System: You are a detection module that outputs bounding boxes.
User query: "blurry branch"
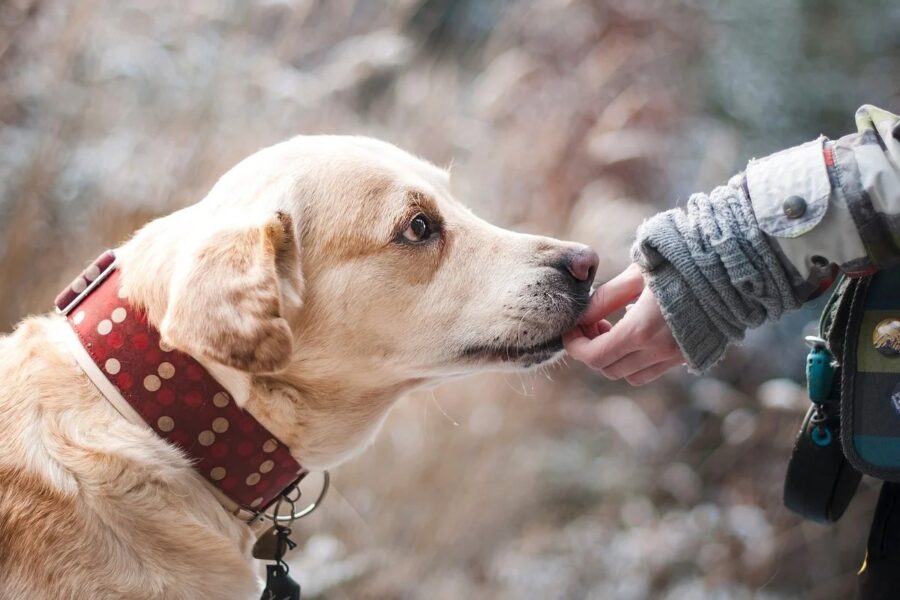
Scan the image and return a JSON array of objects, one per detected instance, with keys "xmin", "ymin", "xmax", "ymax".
[
  {"xmin": 0, "ymin": 0, "xmax": 39, "ymax": 67},
  {"xmin": 0, "ymin": 0, "xmax": 98, "ymax": 328}
]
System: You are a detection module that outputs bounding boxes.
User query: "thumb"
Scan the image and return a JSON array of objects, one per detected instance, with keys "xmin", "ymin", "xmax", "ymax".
[{"xmin": 579, "ymin": 263, "xmax": 645, "ymax": 325}]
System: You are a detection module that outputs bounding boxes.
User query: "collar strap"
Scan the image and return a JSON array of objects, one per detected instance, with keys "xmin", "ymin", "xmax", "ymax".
[{"xmin": 57, "ymin": 251, "xmax": 306, "ymax": 516}]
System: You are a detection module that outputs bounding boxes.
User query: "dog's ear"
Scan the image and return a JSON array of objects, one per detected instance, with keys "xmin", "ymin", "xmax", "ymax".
[{"xmin": 160, "ymin": 211, "xmax": 303, "ymax": 373}]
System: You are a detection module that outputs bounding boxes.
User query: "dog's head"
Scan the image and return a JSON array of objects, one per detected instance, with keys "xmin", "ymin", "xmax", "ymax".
[{"xmin": 121, "ymin": 136, "xmax": 597, "ymax": 465}]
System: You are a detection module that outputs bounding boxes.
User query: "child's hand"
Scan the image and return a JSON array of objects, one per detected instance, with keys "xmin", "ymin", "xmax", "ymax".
[{"xmin": 564, "ymin": 264, "xmax": 685, "ymax": 385}]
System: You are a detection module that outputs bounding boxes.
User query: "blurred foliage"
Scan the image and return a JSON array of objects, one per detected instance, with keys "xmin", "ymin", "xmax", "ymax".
[{"xmin": 0, "ymin": 0, "xmax": 898, "ymax": 598}]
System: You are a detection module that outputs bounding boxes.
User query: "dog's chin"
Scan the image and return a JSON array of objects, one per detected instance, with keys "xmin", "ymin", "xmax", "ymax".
[
  {"xmin": 457, "ymin": 293, "xmax": 589, "ymax": 370},
  {"xmin": 459, "ymin": 336, "xmax": 565, "ymax": 369}
]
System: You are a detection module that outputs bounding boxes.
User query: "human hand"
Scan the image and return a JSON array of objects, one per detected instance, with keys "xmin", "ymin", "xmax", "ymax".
[{"xmin": 564, "ymin": 263, "xmax": 685, "ymax": 385}]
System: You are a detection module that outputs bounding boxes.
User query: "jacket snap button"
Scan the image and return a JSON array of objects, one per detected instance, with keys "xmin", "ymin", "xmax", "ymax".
[
  {"xmin": 782, "ymin": 195, "xmax": 807, "ymax": 219},
  {"xmin": 873, "ymin": 318, "xmax": 900, "ymax": 357}
]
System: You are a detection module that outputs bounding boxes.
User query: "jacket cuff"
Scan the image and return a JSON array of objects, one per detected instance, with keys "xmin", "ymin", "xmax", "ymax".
[
  {"xmin": 746, "ymin": 137, "xmax": 831, "ymax": 239},
  {"xmin": 744, "ymin": 135, "xmax": 871, "ymax": 283}
]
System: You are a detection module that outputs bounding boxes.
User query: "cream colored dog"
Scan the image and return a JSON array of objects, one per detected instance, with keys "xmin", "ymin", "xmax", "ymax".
[{"xmin": 0, "ymin": 136, "xmax": 598, "ymax": 599}]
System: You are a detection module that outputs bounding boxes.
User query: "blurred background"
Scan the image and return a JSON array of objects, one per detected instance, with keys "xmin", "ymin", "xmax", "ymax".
[{"xmin": 1, "ymin": 0, "xmax": 899, "ymax": 598}]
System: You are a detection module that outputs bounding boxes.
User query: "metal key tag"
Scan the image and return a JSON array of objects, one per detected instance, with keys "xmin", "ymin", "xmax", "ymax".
[
  {"xmin": 253, "ymin": 524, "xmax": 297, "ymax": 561},
  {"xmin": 253, "ymin": 526, "xmax": 284, "ymax": 561}
]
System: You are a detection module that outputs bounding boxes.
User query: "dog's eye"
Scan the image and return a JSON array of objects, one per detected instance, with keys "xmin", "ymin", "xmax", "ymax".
[{"xmin": 401, "ymin": 214, "xmax": 434, "ymax": 243}]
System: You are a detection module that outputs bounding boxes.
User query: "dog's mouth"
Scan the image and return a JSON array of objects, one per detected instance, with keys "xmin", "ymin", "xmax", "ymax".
[
  {"xmin": 459, "ymin": 336, "xmax": 565, "ymax": 366},
  {"xmin": 456, "ymin": 285, "xmax": 590, "ymax": 368}
]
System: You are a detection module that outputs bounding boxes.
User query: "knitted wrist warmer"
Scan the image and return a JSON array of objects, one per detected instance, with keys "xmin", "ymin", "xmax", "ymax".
[{"xmin": 631, "ymin": 177, "xmax": 801, "ymax": 372}]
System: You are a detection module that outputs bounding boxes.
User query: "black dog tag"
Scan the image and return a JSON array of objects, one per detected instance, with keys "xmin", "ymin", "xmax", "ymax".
[
  {"xmin": 260, "ymin": 564, "xmax": 300, "ymax": 600},
  {"xmin": 255, "ymin": 523, "xmax": 301, "ymax": 599}
]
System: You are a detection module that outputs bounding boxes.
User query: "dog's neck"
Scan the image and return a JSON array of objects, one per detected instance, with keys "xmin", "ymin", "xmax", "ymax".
[
  {"xmin": 243, "ymin": 371, "xmax": 413, "ymax": 470},
  {"xmin": 200, "ymin": 348, "xmax": 412, "ymax": 470}
]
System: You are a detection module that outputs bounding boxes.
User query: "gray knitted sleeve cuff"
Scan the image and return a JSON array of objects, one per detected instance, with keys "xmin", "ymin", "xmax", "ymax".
[{"xmin": 631, "ymin": 178, "xmax": 802, "ymax": 372}]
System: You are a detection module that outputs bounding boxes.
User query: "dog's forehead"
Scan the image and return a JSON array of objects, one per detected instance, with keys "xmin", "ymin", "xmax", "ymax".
[
  {"xmin": 288, "ymin": 135, "xmax": 450, "ymax": 191},
  {"xmin": 265, "ymin": 136, "xmax": 461, "ymax": 250},
  {"xmin": 208, "ymin": 136, "xmax": 460, "ymax": 243}
]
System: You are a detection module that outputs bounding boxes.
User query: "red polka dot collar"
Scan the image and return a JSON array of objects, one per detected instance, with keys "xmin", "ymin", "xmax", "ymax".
[{"xmin": 55, "ymin": 251, "xmax": 307, "ymax": 518}]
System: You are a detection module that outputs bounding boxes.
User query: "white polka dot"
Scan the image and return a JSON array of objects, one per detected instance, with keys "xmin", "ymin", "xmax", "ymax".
[
  {"xmin": 104, "ymin": 358, "xmax": 121, "ymax": 375},
  {"xmin": 157, "ymin": 416, "xmax": 175, "ymax": 432},
  {"xmin": 250, "ymin": 497, "xmax": 264, "ymax": 508},
  {"xmin": 263, "ymin": 439, "xmax": 278, "ymax": 453},
  {"xmin": 245, "ymin": 473, "xmax": 261, "ymax": 486},
  {"xmin": 71, "ymin": 276, "xmax": 87, "ymax": 294},
  {"xmin": 111, "ymin": 307, "xmax": 127, "ymax": 323},
  {"xmin": 159, "ymin": 339, "xmax": 174, "ymax": 352},
  {"xmin": 73, "ymin": 311, "xmax": 86, "ymax": 325},
  {"xmin": 213, "ymin": 392, "xmax": 230, "ymax": 408},
  {"xmin": 157, "ymin": 362, "xmax": 175, "ymax": 379},
  {"xmin": 97, "ymin": 320, "xmax": 112, "ymax": 335},
  {"xmin": 84, "ymin": 264, "xmax": 101, "ymax": 282},
  {"xmin": 143, "ymin": 374, "xmax": 161, "ymax": 392},
  {"xmin": 259, "ymin": 460, "xmax": 274, "ymax": 474},
  {"xmin": 212, "ymin": 417, "xmax": 229, "ymax": 433},
  {"xmin": 210, "ymin": 467, "xmax": 227, "ymax": 481},
  {"xmin": 117, "ymin": 286, "xmax": 129, "ymax": 299},
  {"xmin": 198, "ymin": 430, "xmax": 215, "ymax": 446}
]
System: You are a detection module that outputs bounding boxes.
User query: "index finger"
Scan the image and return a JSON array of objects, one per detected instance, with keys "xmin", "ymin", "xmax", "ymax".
[
  {"xmin": 579, "ymin": 263, "xmax": 645, "ymax": 325},
  {"xmin": 564, "ymin": 317, "xmax": 637, "ymax": 368}
]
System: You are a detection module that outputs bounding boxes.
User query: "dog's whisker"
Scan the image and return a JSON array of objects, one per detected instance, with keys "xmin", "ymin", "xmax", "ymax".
[
  {"xmin": 429, "ymin": 392, "xmax": 459, "ymax": 427},
  {"xmin": 539, "ymin": 363, "xmax": 555, "ymax": 382},
  {"xmin": 514, "ymin": 370, "xmax": 533, "ymax": 397},
  {"xmin": 500, "ymin": 372, "xmax": 531, "ymax": 397}
]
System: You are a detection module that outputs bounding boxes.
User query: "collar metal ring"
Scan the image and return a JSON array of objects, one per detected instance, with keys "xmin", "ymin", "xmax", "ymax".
[{"xmin": 266, "ymin": 470, "xmax": 330, "ymax": 523}]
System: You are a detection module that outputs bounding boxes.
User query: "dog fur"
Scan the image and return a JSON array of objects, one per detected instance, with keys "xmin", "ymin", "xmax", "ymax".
[{"xmin": 0, "ymin": 136, "xmax": 595, "ymax": 599}]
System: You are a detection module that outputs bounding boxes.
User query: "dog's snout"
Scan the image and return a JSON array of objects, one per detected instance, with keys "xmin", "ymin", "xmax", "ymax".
[{"xmin": 564, "ymin": 247, "xmax": 599, "ymax": 285}]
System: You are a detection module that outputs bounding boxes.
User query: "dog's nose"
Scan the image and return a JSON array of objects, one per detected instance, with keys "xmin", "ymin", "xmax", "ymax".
[{"xmin": 566, "ymin": 247, "xmax": 599, "ymax": 285}]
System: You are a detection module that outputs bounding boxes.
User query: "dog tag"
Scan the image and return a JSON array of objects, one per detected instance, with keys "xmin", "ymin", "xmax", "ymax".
[
  {"xmin": 253, "ymin": 526, "xmax": 282, "ymax": 561},
  {"xmin": 260, "ymin": 564, "xmax": 300, "ymax": 600}
]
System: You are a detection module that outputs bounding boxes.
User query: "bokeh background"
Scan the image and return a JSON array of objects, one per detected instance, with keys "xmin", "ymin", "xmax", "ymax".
[{"xmin": 2, "ymin": 0, "xmax": 899, "ymax": 598}]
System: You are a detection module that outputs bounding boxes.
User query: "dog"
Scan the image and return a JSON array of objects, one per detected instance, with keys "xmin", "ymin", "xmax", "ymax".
[{"xmin": 0, "ymin": 136, "xmax": 598, "ymax": 599}]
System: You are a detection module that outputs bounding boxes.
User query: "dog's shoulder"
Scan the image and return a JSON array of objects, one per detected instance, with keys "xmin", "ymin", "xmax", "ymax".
[{"xmin": 0, "ymin": 316, "xmax": 261, "ymax": 599}]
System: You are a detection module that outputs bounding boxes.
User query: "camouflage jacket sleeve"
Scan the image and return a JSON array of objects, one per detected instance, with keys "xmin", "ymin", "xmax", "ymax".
[
  {"xmin": 630, "ymin": 105, "xmax": 899, "ymax": 372},
  {"xmin": 746, "ymin": 105, "xmax": 900, "ymax": 300}
]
